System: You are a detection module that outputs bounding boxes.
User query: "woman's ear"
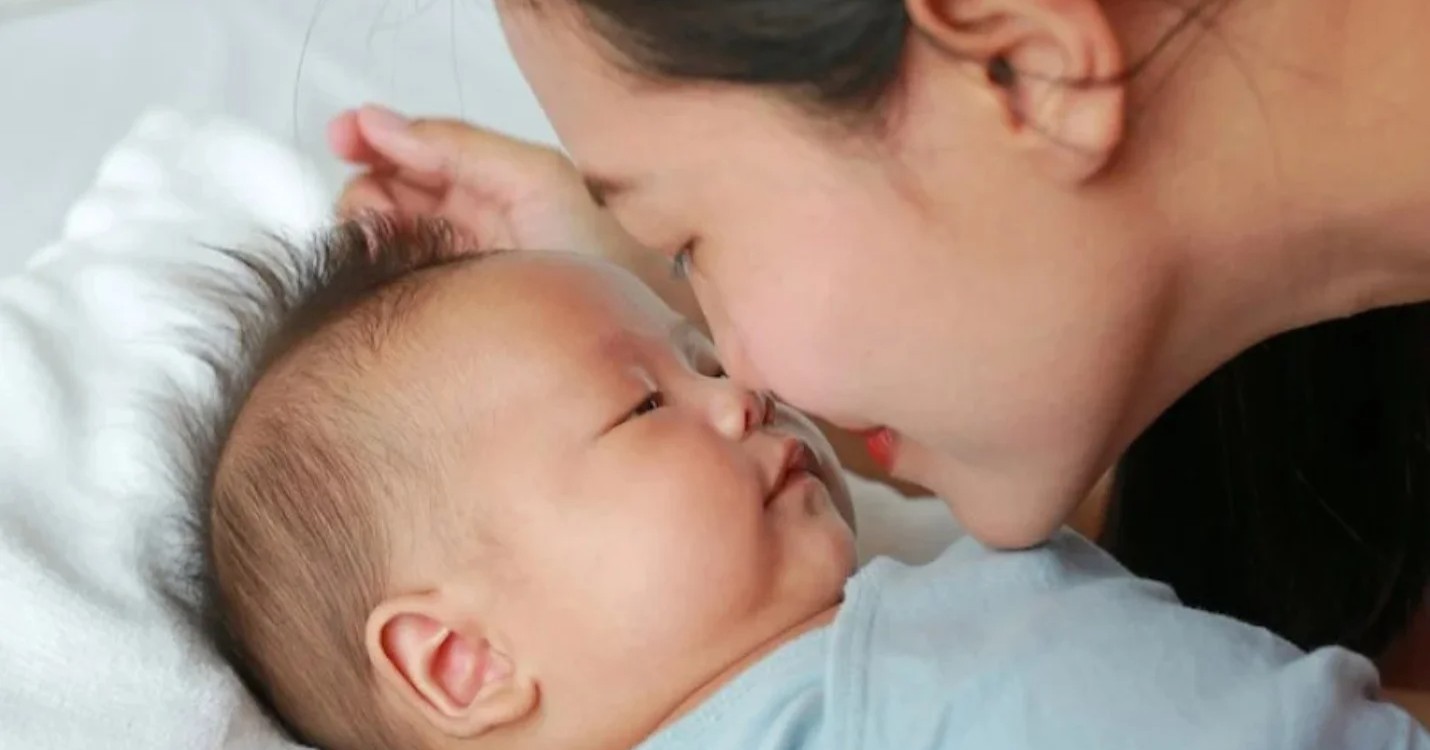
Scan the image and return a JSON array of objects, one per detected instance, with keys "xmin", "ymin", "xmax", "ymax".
[
  {"xmin": 366, "ymin": 592, "xmax": 538, "ymax": 739},
  {"xmin": 905, "ymin": 0, "xmax": 1127, "ymax": 182}
]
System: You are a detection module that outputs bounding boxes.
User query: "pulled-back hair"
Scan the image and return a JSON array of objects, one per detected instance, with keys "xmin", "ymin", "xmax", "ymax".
[
  {"xmin": 190, "ymin": 216, "xmax": 489, "ymax": 749},
  {"xmin": 541, "ymin": 0, "xmax": 1430, "ymax": 657}
]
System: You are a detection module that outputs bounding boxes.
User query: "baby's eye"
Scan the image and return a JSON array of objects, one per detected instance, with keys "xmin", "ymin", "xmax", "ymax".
[{"xmin": 628, "ymin": 391, "xmax": 666, "ymax": 420}]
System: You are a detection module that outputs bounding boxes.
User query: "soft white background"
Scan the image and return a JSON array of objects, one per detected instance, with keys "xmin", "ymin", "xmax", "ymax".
[{"xmin": 0, "ymin": 0, "xmax": 558, "ymax": 275}]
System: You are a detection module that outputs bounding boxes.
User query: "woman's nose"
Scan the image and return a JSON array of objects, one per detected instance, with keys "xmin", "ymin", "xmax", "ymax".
[
  {"xmin": 702, "ymin": 310, "xmax": 767, "ymax": 393},
  {"xmin": 710, "ymin": 381, "xmax": 773, "ymax": 440}
]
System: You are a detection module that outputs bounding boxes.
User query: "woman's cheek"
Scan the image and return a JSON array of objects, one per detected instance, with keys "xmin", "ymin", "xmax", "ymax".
[{"xmin": 724, "ymin": 285, "xmax": 861, "ymax": 424}]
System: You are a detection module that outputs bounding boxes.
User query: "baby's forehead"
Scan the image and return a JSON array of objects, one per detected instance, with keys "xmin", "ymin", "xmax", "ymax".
[
  {"xmin": 381, "ymin": 251, "xmax": 684, "ymax": 405},
  {"xmin": 351, "ymin": 253, "xmax": 688, "ymax": 466},
  {"xmin": 416, "ymin": 252, "xmax": 681, "ymax": 348}
]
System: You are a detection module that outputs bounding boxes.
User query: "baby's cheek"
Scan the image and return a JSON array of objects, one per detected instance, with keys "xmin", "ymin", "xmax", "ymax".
[{"xmin": 607, "ymin": 422, "xmax": 840, "ymax": 659}]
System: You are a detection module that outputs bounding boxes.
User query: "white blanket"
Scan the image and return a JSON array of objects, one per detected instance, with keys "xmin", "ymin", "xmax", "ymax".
[
  {"xmin": 0, "ymin": 110, "xmax": 319, "ymax": 750},
  {"xmin": 0, "ymin": 109, "xmax": 959, "ymax": 750}
]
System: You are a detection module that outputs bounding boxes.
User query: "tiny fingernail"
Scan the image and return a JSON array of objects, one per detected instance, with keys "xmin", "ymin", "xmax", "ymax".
[{"xmin": 358, "ymin": 104, "xmax": 411, "ymax": 133}]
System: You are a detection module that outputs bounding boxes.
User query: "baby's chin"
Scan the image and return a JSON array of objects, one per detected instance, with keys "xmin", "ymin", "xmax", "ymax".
[{"xmin": 778, "ymin": 491, "xmax": 858, "ymax": 609}]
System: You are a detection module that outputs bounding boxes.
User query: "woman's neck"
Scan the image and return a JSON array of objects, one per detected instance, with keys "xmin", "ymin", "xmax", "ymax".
[{"xmin": 1107, "ymin": 0, "xmax": 1430, "ymax": 463}]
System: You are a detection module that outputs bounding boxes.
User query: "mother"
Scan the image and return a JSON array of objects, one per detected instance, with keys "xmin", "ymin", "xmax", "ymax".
[{"xmin": 330, "ymin": 0, "xmax": 1430, "ymax": 670}]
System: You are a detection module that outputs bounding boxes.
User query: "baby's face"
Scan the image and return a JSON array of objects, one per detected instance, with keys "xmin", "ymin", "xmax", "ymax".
[{"xmin": 382, "ymin": 252, "xmax": 855, "ymax": 745}]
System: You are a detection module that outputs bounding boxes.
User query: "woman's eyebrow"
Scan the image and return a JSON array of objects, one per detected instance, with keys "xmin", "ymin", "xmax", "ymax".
[{"xmin": 582, "ymin": 173, "xmax": 635, "ymax": 208}]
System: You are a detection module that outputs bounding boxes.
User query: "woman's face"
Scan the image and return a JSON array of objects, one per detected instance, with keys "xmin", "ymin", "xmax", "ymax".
[{"xmin": 498, "ymin": 3, "xmax": 1167, "ymax": 547}]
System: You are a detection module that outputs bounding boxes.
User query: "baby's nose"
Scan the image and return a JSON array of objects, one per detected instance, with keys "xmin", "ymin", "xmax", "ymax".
[{"xmin": 711, "ymin": 384, "xmax": 773, "ymax": 439}]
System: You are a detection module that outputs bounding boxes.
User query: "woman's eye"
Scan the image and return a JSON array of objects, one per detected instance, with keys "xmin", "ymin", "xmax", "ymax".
[
  {"xmin": 688, "ymin": 347, "xmax": 726, "ymax": 379},
  {"xmin": 629, "ymin": 391, "xmax": 666, "ymax": 419},
  {"xmin": 669, "ymin": 240, "xmax": 697, "ymax": 281}
]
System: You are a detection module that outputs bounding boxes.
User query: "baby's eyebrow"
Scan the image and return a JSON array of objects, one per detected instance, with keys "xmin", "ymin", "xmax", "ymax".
[{"xmin": 590, "ymin": 320, "xmax": 700, "ymax": 364}]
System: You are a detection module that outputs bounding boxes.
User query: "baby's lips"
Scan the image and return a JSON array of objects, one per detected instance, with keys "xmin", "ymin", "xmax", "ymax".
[{"xmin": 766, "ymin": 437, "xmax": 812, "ymax": 502}]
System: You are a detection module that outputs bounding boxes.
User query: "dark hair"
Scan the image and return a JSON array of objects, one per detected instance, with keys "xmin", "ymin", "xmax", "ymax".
[
  {"xmin": 569, "ymin": 0, "xmax": 909, "ymax": 116},
  {"xmin": 549, "ymin": 0, "xmax": 1430, "ymax": 657},
  {"xmin": 1107, "ymin": 303, "xmax": 1430, "ymax": 656},
  {"xmin": 187, "ymin": 216, "xmax": 484, "ymax": 750}
]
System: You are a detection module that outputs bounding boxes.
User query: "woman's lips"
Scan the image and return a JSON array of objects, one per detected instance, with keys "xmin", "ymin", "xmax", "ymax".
[{"xmin": 863, "ymin": 428, "xmax": 897, "ymax": 473}]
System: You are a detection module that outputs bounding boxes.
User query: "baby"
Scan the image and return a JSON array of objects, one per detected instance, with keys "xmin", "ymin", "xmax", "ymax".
[{"xmin": 200, "ymin": 216, "xmax": 1428, "ymax": 750}]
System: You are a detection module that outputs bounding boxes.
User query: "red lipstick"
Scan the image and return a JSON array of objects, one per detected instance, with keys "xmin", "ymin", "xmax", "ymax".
[{"xmin": 863, "ymin": 428, "xmax": 896, "ymax": 473}]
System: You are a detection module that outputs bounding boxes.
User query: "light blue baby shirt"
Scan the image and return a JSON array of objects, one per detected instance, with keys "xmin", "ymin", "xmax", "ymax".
[{"xmin": 637, "ymin": 531, "xmax": 1430, "ymax": 750}]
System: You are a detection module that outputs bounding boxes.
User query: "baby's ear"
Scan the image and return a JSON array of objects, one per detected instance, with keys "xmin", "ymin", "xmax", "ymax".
[{"xmin": 366, "ymin": 593, "xmax": 537, "ymax": 738}]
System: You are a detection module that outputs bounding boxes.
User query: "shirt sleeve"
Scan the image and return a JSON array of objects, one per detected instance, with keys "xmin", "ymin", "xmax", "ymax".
[{"xmin": 1196, "ymin": 648, "xmax": 1429, "ymax": 750}]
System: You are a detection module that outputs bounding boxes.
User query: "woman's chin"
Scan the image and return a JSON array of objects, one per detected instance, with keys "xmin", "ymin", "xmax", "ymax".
[{"xmin": 887, "ymin": 438, "xmax": 1073, "ymax": 550}]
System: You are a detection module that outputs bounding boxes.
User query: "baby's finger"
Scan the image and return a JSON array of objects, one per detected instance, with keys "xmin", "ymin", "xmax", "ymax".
[
  {"xmin": 328, "ymin": 110, "xmax": 391, "ymax": 166},
  {"xmin": 354, "ymin": 106, "xmax": 448, "ymax": 185},
  {"xmin": 356, "ymin": 105, "xmax": 576, "ymax": 199},
  {"xmin": 403, "ymin": 117, "xmax": 575, "ymax": 190},
  {"xmin": 335, "ymin": 175, "xmax": 397, "ymax": 218},
  {"xmin": 386, "ymin": 175, "xmax": 446, "ymax": 216},
  {"xmin": 337, "ymin": 171, "xmax": 452, "ymax": 222}
]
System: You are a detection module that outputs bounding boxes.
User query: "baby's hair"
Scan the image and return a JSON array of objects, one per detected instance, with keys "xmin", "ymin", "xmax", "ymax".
[{"xmin": 191, "ymin": 215, "xmax": 493, "ymax": 750}]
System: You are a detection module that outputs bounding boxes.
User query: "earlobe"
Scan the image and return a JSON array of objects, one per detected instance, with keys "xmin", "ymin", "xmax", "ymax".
[
  {"xmin": 366, "ymin": 593, "xmax": 539, "ymax": 738},
  {"xmin": 905, "ymin": 0, "xmax": 1127, "ymax": 182}
]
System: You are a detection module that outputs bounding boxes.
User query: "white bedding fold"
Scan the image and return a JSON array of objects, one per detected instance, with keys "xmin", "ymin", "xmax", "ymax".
[{"xmin": 0, "ymin": 109, "xmax": 321, "ymax": 750}]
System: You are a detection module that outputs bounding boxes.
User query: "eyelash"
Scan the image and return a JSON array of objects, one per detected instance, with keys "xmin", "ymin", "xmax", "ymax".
[
  {"xmin": 622, "ymin": 361, "xmax": 723, "ymax": 424},
  {"xmin": 670, "ymin": 240, "xmax": 696, "ymax": 281},
  {"xmin": 628, "ymin": 391, "xmax": 666, "ymax": 420}
]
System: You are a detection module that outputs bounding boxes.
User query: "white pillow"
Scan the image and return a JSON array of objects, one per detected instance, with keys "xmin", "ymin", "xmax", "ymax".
[
  {"xmin": 0, "ymin": 108, "xmax": 961, "ymax": 750},
  {"xmin": 0, "ymin": 109, "xmax": 321, "ymax": 750}
]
